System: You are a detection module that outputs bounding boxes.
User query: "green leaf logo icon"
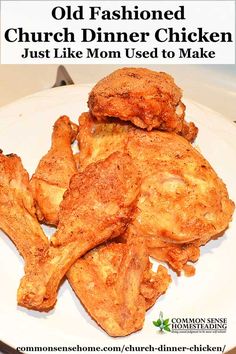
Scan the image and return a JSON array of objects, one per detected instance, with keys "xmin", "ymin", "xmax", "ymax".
[{"xmin": 153, "ymin": 311, "xmax": 171, "ymax": 332}]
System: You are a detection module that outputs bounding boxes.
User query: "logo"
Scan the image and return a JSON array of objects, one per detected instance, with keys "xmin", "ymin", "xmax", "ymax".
[
  {"xmin": 153, "ymin": 312, "xmax": 227, "ymax": 334},
  {"xmin": 153, "ymin": 311, "xmax": 171, "ymax": 332}
]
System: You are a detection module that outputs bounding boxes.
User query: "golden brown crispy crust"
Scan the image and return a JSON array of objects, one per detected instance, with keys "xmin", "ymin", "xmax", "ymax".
[
  {"xmin": 126, "ymin": 130, "xmax": 234, "ymax": 244},
  {"xmin": 52, "ymin": 152, "xmax": 141, "ymax": 247},
  {"xmin": 78, "ymin": 113, "xmax": 235, "ymax": 253},
  {"xmin": 0, "ymin": 152, "xmax": 49, "ymax": 271},
  {"xmin": 88, "ymin": 67, "xmax": 198, "ymax": 142},
  {"xmin": 149, "ymin": 243, "xmax": 200, "ymax": 276},
  {"xmin": 180, "ymin": 121, "xmax": 199, "ymax": 143},
  {"xmin": 78, "ymin": 112, "xmax": 130, "ymax": 169},
  {"xmin": 67, "ymin": 240, "xmax": 171, "ymax": 336},
  {"xmin": 119, "ymin": 232, "xmax": 200, "ymax": 275},
  {"xmin": 30, "ymin": 116, "xmax": 78, "ymax": 226},
  {"xmin": 141, "ymin": 264, "xmax": 171, "ymax": 308},
  {"xmin": 18, "ymin": 152, "xmax": 141, "ymax": 311}
]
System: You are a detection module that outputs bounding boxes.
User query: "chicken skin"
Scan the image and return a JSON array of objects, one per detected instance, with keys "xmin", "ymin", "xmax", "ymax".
[
  {"xmin": 68, "ymin": 239, "xmax": 171, "ymax": 336},
  {"xmin": 18, "ymin": 152, "xmax": 141, "ymax": 310},
  {"xmin": 88, "ymin": 67, "xmax": 198, "ymax": 142},
  {"xmin": 77, "ymin": 113, "xmax": 234, "ymax": 274},
  {"xmin": 30, "ymin": 116, "xmax": 78, "ymax": 226},
  {"xmin": 0, "ymin": 152, "xmax": 49, "ymax": 275}
]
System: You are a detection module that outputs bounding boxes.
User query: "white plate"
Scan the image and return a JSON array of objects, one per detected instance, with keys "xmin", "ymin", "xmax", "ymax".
[{"xmin": 0, "ymin": 85, "xmax": 236, "ymax": 352}]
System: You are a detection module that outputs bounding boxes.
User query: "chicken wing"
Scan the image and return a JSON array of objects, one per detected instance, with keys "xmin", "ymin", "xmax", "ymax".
[
  {"xmin": 30, "ymin": 116, "xmax": 78, "ymax": 226},
  {"xmin": 67, "ymin": 238, "xmax": 171, "ymax": 336},
  {"xmin": 18, "ymin": 152, "xmax": 141, "ymax": 310},
  {"xmin": 77, "ymin": 113, "xmax": 234, "ymax": 273},
  {"xmin": 88, "ymin": 67, "xmax": 198, "ymax": 142},
  {"xmin": 0, "ymin": 151, "xmax": 49, "ymax": 272}
]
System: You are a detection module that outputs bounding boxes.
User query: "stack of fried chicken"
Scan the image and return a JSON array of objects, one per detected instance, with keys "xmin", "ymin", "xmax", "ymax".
[{"xmin": 0, "ymin": 68, "xmax": 234, "ymax": 337}]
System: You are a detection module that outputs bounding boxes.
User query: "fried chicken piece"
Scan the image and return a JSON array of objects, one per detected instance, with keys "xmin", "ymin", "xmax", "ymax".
[
  {"xmin": 77, "ymin": 113, "xmax": 234, "ymax": 273},
  {"xmin": 88, "ymin": 67, "xmax": 198, "ymax": 142},
  {"xmin": 126, "ymin": 131, "xmax": 234, "ymax": 245},
  {"xmin": 30, "ymin": 116, "xmax": 78, "ymax": 226},
  {"xmin": 0, "ymin": 152, "xmax": 49, "ymax": 271},
  {"xmin": 67, "ymin": 239, "xmax": 171, "ymax": 336},
  {"xmin": 18, "ymin": 152, "xmax": 141, "ymax": 310}
]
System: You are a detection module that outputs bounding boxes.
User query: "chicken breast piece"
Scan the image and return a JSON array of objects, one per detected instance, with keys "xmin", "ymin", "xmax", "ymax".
[
  {"xmin": 77, "ymin": 113, "xmax": 234, "ymax": 273},
  {"xmin": 126, "ymin": 130, "xmax": 234, "ymax": 245},
  {"xmin": 67, "ymin": 239, "xmax": 171, "ymax": 336},
  {"xmin": 0, "ymin": 152, "xmax": 49, "ymax": 273},
  {"xmin": 30, "ymin": 116, "xmax": 78, "ymax": 226},
  {"xmin": 18, "ymin": 152, "xmax": 141, "ymax": 310},
  {"xmin": 88, "ymin": 67, "xmax": 198, "ymax": 142}
]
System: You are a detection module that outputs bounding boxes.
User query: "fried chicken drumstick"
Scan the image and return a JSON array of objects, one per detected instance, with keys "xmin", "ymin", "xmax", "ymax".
[
  {"xmin": 68, "ymin": 238, "xmax": 171, "ymax": 336},
  {"xmin": 88, "ymin": 67, "xmax": 198, "ymax": 142},
  {"xmin": 0, "ymin": 152, "xmax": 49, "ymax": 274},
  {"xmin": 18, "ymin": 152, "xmax": 141, "ymax": 310},
  {"xmin": 30, "ymin": 116, "xmax": 78, "ymax": 226}
]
